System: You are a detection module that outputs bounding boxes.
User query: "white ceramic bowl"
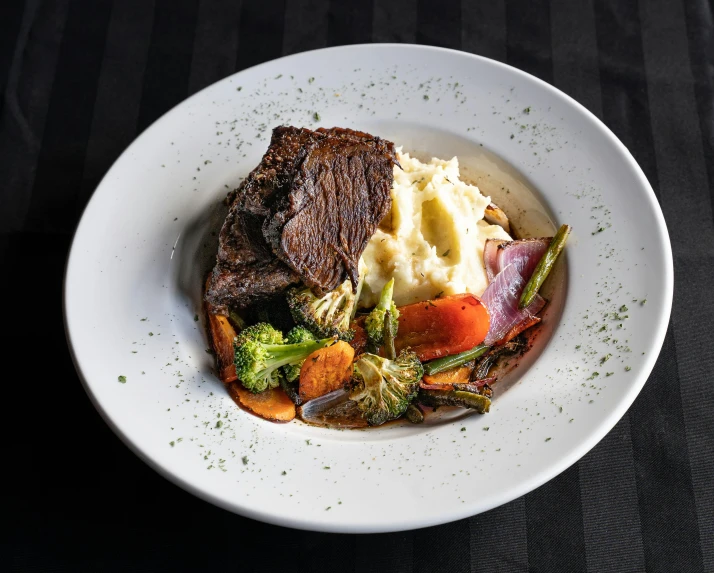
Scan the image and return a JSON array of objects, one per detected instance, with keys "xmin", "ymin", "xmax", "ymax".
[{"xmin": 64, "ymin": 44, "xmax": 672, "ymax": 532}]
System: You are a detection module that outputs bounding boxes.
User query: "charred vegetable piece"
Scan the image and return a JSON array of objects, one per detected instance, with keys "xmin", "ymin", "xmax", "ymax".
[
  {"xmin": 299, "ymin": 341, "xmax": 355, "ymax": 402},
  {"xmin": 418, "ymin": 388, "xmax": 491, "ymax": 413},
  {"xmin": 286, "ymin": 259, "xmax": 367, "ymax": 341},
  {"xmin": 349, "ymin": 319, "xmax": 368, "ymax": 356},
  {"xmin": 206, "ymin": 310, "xmax": 239, "ymax": 383},
  {"xmin": 471, "ymin": 337, "xmax": 526, "ymax": 381},
  {"xmin": 282, "ymin": 326, "xmax": 316, "ymax": 383},
  {"xmin": 228, "ymin": 382, "xmax": 296, "ymax": 422},
  {"xmin": 349, "ymin": 350, "xmax": 423, "ymax": 426},
  {"xmin": 519, "ymin": 224, "xmax": 571, "ymax": 309},
  {"xmin": 365, "ymin": 278, "xmax": 399, "ymax": 351},
  {"xmin": 484, "ymin": 203, "xmax": 511, "ymax": 235},
  {"xmin": 233, "ymin": 322, "xmax": 335, "ymax": 393},
  {"xmin": 286, "ymin": 280, "xmax": 357, "ymax": 341},
  {"xmin": 405, "ymin": 403, "xmax": 425, "ymax": 424},
  {"xmin": 279, "ymin": 377, "xmax": 302, "ymax": 406},
  {"xmin": 204, "ymin": 277, "xmax": 239, "ymax": 383},
  {"xmin": 395, "ymin": 294, "xmax": 490, "ymax": 362},
  {"xmin": 298, "ymin": 389, "xmax": 369, "ymax": 429},
  {"xmin": 453, "ymin": 380, "xmax": 494, "ymax": 394},
  {"xmin": 423, "ymin": 344, "xmax": 489, "ymax": 375}
]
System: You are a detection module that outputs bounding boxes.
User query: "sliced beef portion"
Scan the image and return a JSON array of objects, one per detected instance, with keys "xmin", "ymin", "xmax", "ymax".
[
  {"xmin": 217, "ymin": 206, "xmax": 273, "ymax": 269},
  {"xmin": 205, "ymin": 125, "xmax": 396, "ymax": 312},
  {"xmin": 205, "ymin": 260, "xmax": 300, "ymax": 311},
  {"xmin": 233, "ymin": 126, "xmax": 321, "ymax": 217},
  {"xmin": 263, "ymin": 129, "xmax": 397, "ymax": 294}
]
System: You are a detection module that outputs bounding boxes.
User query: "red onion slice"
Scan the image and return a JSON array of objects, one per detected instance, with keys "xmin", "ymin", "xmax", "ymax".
[
  {"xmin": 297, "ymin": 389, "xmax": 368, "ymax": 428},
  {"xmin": 497, "ymin": 238, "xmax": 550, "ymax": 284},
  {"xmin": 484, "ymin": 239, "xmax": 506, "ymax": 283},
  {"xmin": 482, "ymin": 263, "xmax": 544, "ymax": 346}
]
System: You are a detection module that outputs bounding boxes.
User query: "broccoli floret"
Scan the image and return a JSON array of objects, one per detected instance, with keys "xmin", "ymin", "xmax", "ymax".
[
  {"xmin": 233, "ymin": 322, "xmax": 333, "ymax": 393},
  {"xmin": 365, "ymin": 278, "xmax": 399, "ymax": 349},
  {"xmin": 282, "ymin": 326, "xmax": 316, "ymax": 383},
  {"xmin": 235, "ymin": 322, "xmax": 284, "ymax": 346},
  {"xmin": 348, "ymin": 350, "xmax": 423, "ymax": 426},
  {"xmin": 285, "ymin": 325, "xmax": 315, "ymax": 344},
  {"xmin": 286, "ymin": 260, "xmax": 367, "ymax": 341},
  {"xmin": 286, "ymin": 281, "xmax": 355, "ymax": 340}
]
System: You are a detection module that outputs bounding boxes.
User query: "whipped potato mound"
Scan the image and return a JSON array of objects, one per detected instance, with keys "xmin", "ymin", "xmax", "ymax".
[{"xmin": 359, "ymin": 150, "xmax": 512, "ymax": 308}]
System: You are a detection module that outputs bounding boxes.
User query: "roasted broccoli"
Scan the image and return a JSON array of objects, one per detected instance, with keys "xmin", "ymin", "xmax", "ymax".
[
  {"xmin": 365, "ymin": 278, "xmax": 399, "ymax": 349},
  {"xmin": 282, "ymin": 326, "xmax": 316, "ymax": 383},
  {"xmin": 235, "ymin": 322, "xmax": 284, "ymax": 346},
  {"xmin": 286, "ymin": 259, "xmax": 367, "ymax": 341},
  {"xmin": 348, "ymin": 350, "xmax": 423, "ymax": 426},
  {"xmin": 233, "ymin": 322, "xmax": 334, "ymax": 393}
]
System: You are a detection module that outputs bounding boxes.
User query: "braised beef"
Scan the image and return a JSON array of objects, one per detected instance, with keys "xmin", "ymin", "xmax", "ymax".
[
  {"xmin": 205, "ymin": 125, "xmax": 396, "ymax": 311},
  {"xmin": 205, "ymin": 261, "xmax": 299, "ymax": 311},
  {"xmin": 263, "ymin": 128, "xmax": 397, "ymax": 294},
  {"xmin": 232, "ymin": 126, "xmax": 320, "ymax": 217}
]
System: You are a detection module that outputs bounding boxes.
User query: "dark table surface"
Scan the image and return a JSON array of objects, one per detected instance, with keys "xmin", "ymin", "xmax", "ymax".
[{"xmin": 2, "ymin": 0, "xmax": 712, "ymax": 571}]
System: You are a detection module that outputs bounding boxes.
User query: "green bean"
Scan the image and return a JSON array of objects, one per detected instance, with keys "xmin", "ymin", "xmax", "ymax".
[
  {"xmin": 418, "ymin": 389, "xmax": 491, "ymax": 414},
  {"xmin": 383, "ymin": 309, "xmax": 397, "ymax": 360},
  {"xmin": 405, "ymin": 403, "xmax": 425, "ymax": 424},
  {"xmin": 423, "ymin": 344, "xmax": 489, "ymax": 375},
  {"xmin": 519, "ymin": 224, "xmax": 571, "ymax": 309}
]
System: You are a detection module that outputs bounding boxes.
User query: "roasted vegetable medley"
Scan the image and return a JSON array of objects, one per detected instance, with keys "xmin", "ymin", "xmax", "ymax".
[{"xmin": 205, "ymin": 224, "xmax": 571, "ymax": 427}]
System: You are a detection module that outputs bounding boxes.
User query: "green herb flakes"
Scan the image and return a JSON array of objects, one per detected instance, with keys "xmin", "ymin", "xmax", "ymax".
[{"xmin": 118, "ymin": 375, "xmax": 127, "ymax": 384}]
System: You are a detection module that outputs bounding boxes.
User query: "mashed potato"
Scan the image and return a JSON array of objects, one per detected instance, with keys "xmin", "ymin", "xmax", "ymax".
[{"xmin": 359, "ymin": 151, "xmax": 511, "ymax": 308}]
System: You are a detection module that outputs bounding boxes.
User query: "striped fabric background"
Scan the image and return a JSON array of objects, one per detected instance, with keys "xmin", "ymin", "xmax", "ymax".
[{"xmin": 1, "ymin": 1, "xmax": 712, "ymax": 571}]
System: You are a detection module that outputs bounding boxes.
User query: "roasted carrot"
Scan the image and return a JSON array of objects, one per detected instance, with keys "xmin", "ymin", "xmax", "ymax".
[
  {"xmin": 395, "ymin": 293, "xmax": 490, "ymax": 362},
  {"xmin": 204, "ymin": 293, "xmax": 239, "ymax": 383},
  {"xmin": 421, "ymin": 365, "xmax": 473, "ymax": 386},
  {"xmin": 228, "ymin": 383, "xmax": 296, "ymax": 422},
  {"xmin": 496, "ymin": 315, "xmax": 541, "ymax": 346},
  {"xmin": 299, "ymin": 341, "xmax": 355, "ymax": 402}
]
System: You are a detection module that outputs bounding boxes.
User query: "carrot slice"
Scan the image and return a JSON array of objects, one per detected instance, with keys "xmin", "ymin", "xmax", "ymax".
[
  {"xmin": 228, "ymin": 383, "xmax": 296, "ymax": 422},
  {"xmin": 204, "ymin": 300, "xmax": 238, "ymax": 383},
  {"xmin": 395, "ymin": 293, "xmax": 490, "ymax": 362},
  {"xmin": 421, "ymin": 365, "xmax": 472, "ymax": 386},
  {"xmin": 299, "ymin": 341, "xmax": 355, "ymax": 402}
]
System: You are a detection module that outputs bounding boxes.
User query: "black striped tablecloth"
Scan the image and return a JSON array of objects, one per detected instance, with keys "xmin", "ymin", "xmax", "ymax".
[{"xmin": 2, "ymin": 1, "xmax": 712, "ymax": 571}]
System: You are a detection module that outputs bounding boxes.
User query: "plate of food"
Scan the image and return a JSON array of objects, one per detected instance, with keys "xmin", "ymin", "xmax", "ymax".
[{"xmin": 64, "ymin": 44, "xmax": 672, "ymax": 532}]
